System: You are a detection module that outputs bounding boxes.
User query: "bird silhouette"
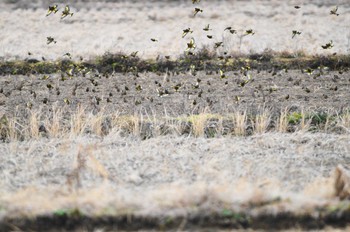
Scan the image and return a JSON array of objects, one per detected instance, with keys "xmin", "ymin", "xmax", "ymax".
[
  {"xmin": 330, "ymin": 6, "xmax": 339, "ymax": 16},
  {"xmin": 203, "ymin": 24, "xmax": 211, "ymax": 31},
  {"xmin": 194, "ymin": 8, "xmax": 203, "ymax": 16},
  {"xmin": 61, "ymin": 5, "xmax": 73, "ymax": 19},
  {"xmin": 292, "ymin": 30, "xmax": 301, "ymax": 38},
  {"xmin": 321, "ymin": 40, "xmax": 334, "ymax": 49},
  {"xmin": 47, "ymin": 37, "xmax": 57, "ymax": 45},
  {"xmin": 245, "ymin": 29, "xmax": 255, "ymax": 35},
  {"xmin": 182, "ymin": 28, "xmax": 193, "ymax": 38},
  {"xmin": 46, "ymin": 5, "xmax": 58, "ymax": 16},
  {"xmin": 186, "ymin": 38, "xmax": 196, "ymax": 51},
  {"xmin": 214, "ymin": 42, "xmax": 223, "ymax": 48}
]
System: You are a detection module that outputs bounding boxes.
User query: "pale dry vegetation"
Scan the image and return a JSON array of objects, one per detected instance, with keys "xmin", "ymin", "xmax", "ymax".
[{"xmin": 1, "ymin": 107, "xmax": 350, "ymax": 141}]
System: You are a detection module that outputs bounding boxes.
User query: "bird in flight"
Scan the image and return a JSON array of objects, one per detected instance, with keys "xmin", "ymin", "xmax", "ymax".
[
  {"xmin": 186, "ymin": 38, "xmax": 196, "ymax": 51},
  {"xmin": 47, "ymin": 36, "xmax": 57, "ymax": 45},
  {"xmin": 214, "ymin": 42, "xmax": 223, "ymax": 48},
  {"xmin": 321, "ymin": 40, "xmax": 334, "ymax": 49},
  {"xmin": 194, "ymin": 8, "xmax": 203, "ymax": 16},
  {"xmin": 203, "ymin": 24, "xmax": 211, "ymax": 31},
  {"xmin": 292, "ymin": 30, "xmax": 301, "ymax": 38},
  {"xmin": 224, "ymin": 27, "xmax": 237, "ymax": 34},
  {"xmin": 46, "ymin": 5, "xmax": 58, "ymax": 16},
  {"xmin": 330, "ymin": 6, "xmax": 339, "ymax": 16},
  {"xmin": 245, "ymin": 29, "xmax": 255, "ymax": 35},
  {"xmin": 61, "ymin": 5, "xmax": 73, "ymax": 19},
  {"xmin": 182, "ymin": 28, "xmax": 193, "ymax": 38}
]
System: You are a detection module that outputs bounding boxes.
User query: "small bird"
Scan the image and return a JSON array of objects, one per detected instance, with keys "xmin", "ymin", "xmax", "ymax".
[
  {"xmin": 130, "ymin": 51, "xmax": 138, "ymax": 57},
  {"xmin": 186, "ymin": 38, "xmax": 196, "ymax": 51},
  {"xmin": 304, "ymin": 68, "xmax": 314, "ymax": 75},
  {"xmin": 151, "ymin": 38, "xmax": 158, "ymax": 42},
  {"xmin": 207, "ymin": 35, "xmax": 213, "ymax": 39},
  {"xmin": 203, "ymin": 24, "xmax": 211, "ymax": 31},
  {"xmin": 294, "ymin": 5, "xmax": 301, "ymax": 9},
  {"xmin": 330, "ymin": 6, "xmax": 339, "ymax": 16},
  {"xmin": 245, "ymin": 29, "xmax": 255, "ymax": 35},
  {"xmin": 321, "ymin": 40, "xmax": 334, "ymax": 49},
  {"xmin": 47, "ymin": 36, "xmax": 57, "ymax": 45},
  {"xmin": 220, "ymin": 69, "xmax": 226, "ymax": 78},
  {"xmin": 182, "ymin": 28, "xmax": 193, "ymax": 38},
  {"xmin": 192, "ymin": 0, "xmax": 200, "ymax": 3},
  {"xmin": 214, "ymin": 42, "xmax": 223, "ymax": 48},
  {"xmin": 46, "ymin": 5, "xmax": 58, "ymax": 16},
  {"xmin": 229, "ymin": 29, "xmax": 237, "ymax": 34},
  {"xmin": 292, "ymin": 30, "xmax": 301, "ymax": 39},
  {"xmin": 63, "ymin": 52, "xmax": 72, "ymax": 59},
  {"xmin": 135, "ymin": 85, "xmax": 142, "ymax": 91},
  {"xmin": 61, "ymin": 5, "xmax": 73, "ymax": 19},
  {"xmin": 224, "ymin": 26, "xmax": 232, "ymax": 31},
  {"xmin": 194, "ymin": 8, "xmax": 203, "ymax": 16},
  {"xmin": 64, "ymin": 98, "xmax": 70, "ymax": 105}
]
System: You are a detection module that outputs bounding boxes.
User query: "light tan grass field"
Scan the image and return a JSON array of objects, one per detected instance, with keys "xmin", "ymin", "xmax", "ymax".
[
  {"xmin": 0, "ymin": 108, "xmax": 350, "ymax": 221},
  {"xmin": 0, "ymin": 0, "xmax": 349, "ymax": 61}
]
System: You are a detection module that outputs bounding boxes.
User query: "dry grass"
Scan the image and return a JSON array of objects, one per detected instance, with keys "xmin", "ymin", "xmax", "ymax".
[
  {"xmin": 277, "ymin": 107, "xmax": 289, "ymax": 133},
  {"xmin": 1, "ymin": 131, "xmax": 350, "ymax": 228},
  {"xmin": 232, "ymin": 111, "xmax": 247, "ymax": 136},
  {"xmin": 1, "ymin": 107, "xmax": 350, "ymax": 142},
  {"xmin": 253, "ymin": 108, "xmax": 271, "ymax": 134}
]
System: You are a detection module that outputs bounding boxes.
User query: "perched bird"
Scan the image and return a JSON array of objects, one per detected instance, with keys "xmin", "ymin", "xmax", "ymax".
[
  {"xmin": 294, "ymin": 5, "xmax": 301, "ymax": 9},
  {"xmin": 304, "ymin": 68, "xmax": 314, "ymax": 75},
  {"xmin": 192, "ymin": 0, "xmax": 200, "ymax": 3},
  {"xmin": 207, "ymin": 35, "xmax": 213, "ymax": 39},
  {"xmin": 220, "ymin": 69, "xmax": 226, "ymax": 79},
  {"xmin": 61, "ymin": 5, "xmax": 73, "ymax": 19},
  {"xmin": 321, "ymin": 40, "xmax": 334, "ymax": 49},
  {"xmin": 224, "ymin": 26, "xmax": 232, "ymax": 31},
  {"xmin": 46, "ymin": 5, "xmax": 58, "ymax": 16},
  {"xmin": 186, "ymin": 38, "xmax": 196, "ymax": 51},
  {"xmin": 203, "ymin": 24, "xmax": 211, "ymax": 31},
  {"xmin": 214, "ymin": 42, "xmax": 223, "ymax": 48},
  {"xmin": 330, "ymin": 6, "xmax": 339, "ymax": 16},
  {"xmin": 193, "ymin": 8, "xmax": 203, "ymax": 16},
  {"xmin": 47, "ymin": 36, "xmax": 57, "ymax": 45},
  {"xmin": 64, "ymin": 98, "xmax": 70, "ymax": 105},
  {"xmin": 182, "ymin": 28, "xmax": 193, "ymax": 38},
  {"xmin": 151, "ymin": 38, "xmax": 158, "ymax": 42},
  {"xmin": 292, "ymin": 30, "xmax": 301, "ymax": 38}
]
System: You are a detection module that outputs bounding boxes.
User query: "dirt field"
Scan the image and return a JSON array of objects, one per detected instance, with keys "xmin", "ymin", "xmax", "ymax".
[{"xmin": 1, "ymin": 0, "xmax": 350, "ymax": 231}]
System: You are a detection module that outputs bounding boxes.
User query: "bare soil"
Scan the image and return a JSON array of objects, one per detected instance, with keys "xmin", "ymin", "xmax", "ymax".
[{"xmin": 1, "ymin": 69, "xmax": 349, "ymax": 118}]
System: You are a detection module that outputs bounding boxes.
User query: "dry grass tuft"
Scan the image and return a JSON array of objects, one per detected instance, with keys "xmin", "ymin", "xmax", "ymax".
[
  {"xmin": 254, "ymin": 108, "xmax": 271, "ymax": 134},
  {"xmin": 232, "ymin": 111, "xmax": 247, "ymax": 136},
  {"xmin": 334, "ymin": 165, "xmax": 350, "ymax": 200},
  {"xmin": 277, "ymin": 107, "xmax": 289, "ymax": 133}
]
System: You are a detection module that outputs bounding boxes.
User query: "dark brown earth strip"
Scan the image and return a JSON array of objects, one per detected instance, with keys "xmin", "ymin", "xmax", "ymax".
[{"xmin": 2, "ymin": 210, "xmax": 350, "ymax": 231}]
